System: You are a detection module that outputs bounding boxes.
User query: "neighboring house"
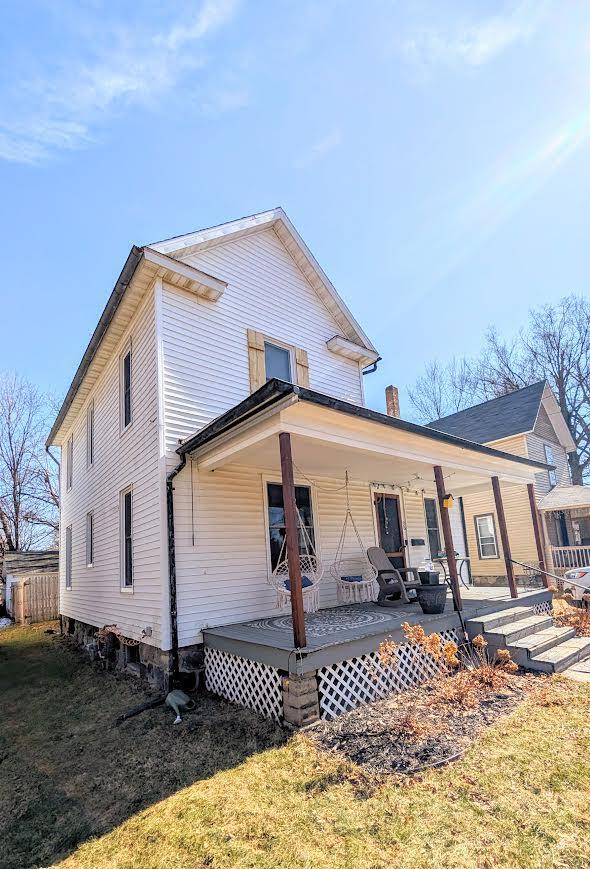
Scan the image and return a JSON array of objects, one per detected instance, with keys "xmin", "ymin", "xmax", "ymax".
[
  {"xmin": 429, "ymin": 381, "xmax": 588, "ymax": 580},
  {"xmin": 46, "ymin": 208, "xmax": 550, "ymax": 707},
  {"xmin": 2, "ymin": 550, "xmax": 59, "ymax": 622}
]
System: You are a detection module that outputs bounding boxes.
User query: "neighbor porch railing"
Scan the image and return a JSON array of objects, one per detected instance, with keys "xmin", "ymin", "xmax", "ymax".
[{"xmin": 550, "ymin": 545, "xmax": 590, "ymax": 574}]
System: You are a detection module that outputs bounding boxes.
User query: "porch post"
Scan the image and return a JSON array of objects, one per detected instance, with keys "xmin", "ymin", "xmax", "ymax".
[
  {"xmin": 527, "ymin": 482, "xmax": 548, "ymax": 585},
  {"xmin": 491, "ymin": 476, "xmax": 518, "ymax": 598},
  {"xmin": 433, "ymin": 465, "xmax": 463, "ymax": 611},
  {"xmin": 279, "ymin": 432, "xmax": 307, "ymax": 649}
]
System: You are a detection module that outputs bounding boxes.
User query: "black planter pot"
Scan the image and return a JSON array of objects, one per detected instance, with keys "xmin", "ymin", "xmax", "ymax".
[
  {"xmin": 416, "ymin": 584, "xmax": 447, "ymax": 614},
  {"xmin": 418, "ymin": 570, "xmax": 441, "ymax": 586}
]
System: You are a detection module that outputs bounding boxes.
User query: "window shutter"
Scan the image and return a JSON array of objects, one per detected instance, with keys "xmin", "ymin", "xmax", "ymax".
[
  {"xmin": 295, "ymin": 347, "xmax": 310, "ymax": 388},
  {"xmin": 247, "ymin": 329, "xmax": 266, "ymax": 392}
]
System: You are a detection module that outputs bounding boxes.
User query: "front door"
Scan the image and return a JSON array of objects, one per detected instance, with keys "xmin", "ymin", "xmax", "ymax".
[{"xmin": 374, "ymin": 493, "xmax": 406, "ymax": 569}]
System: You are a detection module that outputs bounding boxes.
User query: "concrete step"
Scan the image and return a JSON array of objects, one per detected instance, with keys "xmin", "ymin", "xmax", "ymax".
[
  {"xmin": 509, "ymin": 626, "xmax": 576, "ymax": 665},
  {"xmin": 528, "ymin": 636, "xmax": 590, "ymax": 674},
  {"xmin": 485, "ymin": 614, "xmax": 554, "ymax": 645},
  {"xmin": 466, "ymin": 605, "xmax": 535, "ymax": 636}
]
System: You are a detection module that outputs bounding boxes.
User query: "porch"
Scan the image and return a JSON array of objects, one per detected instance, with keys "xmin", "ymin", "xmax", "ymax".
[
  {"xmin": 203, "ymin": 587, "xmax": 552, "ymax": 722},
  {"xmin": 538, "ymin": 485, "xmax": 590, "ymax": 575},
  {"xmin": 174, "ymin": 379, "xmax": 552, "ymax": 722}
]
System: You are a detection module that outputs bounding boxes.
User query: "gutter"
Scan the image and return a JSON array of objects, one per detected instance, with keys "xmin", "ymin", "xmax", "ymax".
[
  {"xmin": 166, "ymin": 454, "xmax": 186, "ymax": 689},
  {"xmin": 178, "ymin": 379, "xmax": 551, "ymax": 472}
]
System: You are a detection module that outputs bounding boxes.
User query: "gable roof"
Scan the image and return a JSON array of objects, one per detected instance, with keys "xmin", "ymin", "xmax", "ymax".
[
  {"xmin": 150, "ymin": 207, "xmax": 378, "ymax": 355},
  {"xmin": 428, "ymin": 381, "xmax": 547, "ymax": 444},
  {"xmin": 47, "ymin": 208, "xmax": 378, "ymax": 447}
]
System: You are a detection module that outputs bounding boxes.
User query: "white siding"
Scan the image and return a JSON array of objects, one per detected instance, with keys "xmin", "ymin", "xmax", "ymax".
[
  {"xmin": 58, "ymin": 289, "xmax": 164, "ymax": 647},
  {"xmin": 160, "ymin": 228, "xmax": 364, "ymax": 459}
]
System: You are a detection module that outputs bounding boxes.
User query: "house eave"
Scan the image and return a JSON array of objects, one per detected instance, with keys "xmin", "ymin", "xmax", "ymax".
[
  {"xmin": 177, "ymin": 379, "xmax": 551, "ymax": 477},
  {"xmin": 46, "ymin": 248, "xmax": 227, "ymax": 447}
]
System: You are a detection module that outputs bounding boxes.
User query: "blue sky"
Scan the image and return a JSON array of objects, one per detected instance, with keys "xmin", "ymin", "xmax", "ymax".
[{"xmin": 1, "ymin": 0, "xmax": 589, "ymax": 420}]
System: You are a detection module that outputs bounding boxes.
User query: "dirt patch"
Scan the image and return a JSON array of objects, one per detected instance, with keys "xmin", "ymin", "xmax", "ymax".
[{"xmin": 309, "ymin": 671, "xmax": 543, "ymax": 775}]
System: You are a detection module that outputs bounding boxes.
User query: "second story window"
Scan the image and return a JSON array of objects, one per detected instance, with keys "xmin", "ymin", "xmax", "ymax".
[
  {"xmin": 86, "ymin": 400, "xmax": 94, "ymax": 467},
  {"xmin": 66, "ymin": 435, "xmax": 73, "ymax": 490},
  {"xmin": 545, "ymin": 444, "xmax": 557, "ymax": 487},
  {"xmin": 264, "ymin": 341, "xmax": 292, "ymax": 383},
  {"xmin": 121, "ymin": 345, "xmax": 132, "ymax": 430}
]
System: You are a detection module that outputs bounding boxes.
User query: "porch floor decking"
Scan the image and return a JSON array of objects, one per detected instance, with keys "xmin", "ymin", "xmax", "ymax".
[{"xmin": 203, "ymin": 587, "xmax": 551, "ymax": 674}]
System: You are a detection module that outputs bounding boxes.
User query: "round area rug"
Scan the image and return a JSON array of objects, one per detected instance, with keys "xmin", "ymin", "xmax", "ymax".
[{"xmin": 248, "ymin": 606, "xmax": 391, "ymax": 637}]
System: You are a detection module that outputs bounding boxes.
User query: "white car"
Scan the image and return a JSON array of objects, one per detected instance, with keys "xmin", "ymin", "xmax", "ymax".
[{"xmin": 562, "ymin": 567, "xmax": 590, "ymax": 603}]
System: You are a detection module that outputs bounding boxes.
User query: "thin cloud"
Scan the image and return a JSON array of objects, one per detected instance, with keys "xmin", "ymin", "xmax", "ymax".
[
  {"xmin": 0, "ymin": 0, "xmax": 240, "ymax": 164},
  {"xmin": 401, "ymin": 1, "xmax": 550, "ymax": 69},
  {"xmin": 295, "ymin": 129, "xmax": 342, "ymax": 168}
]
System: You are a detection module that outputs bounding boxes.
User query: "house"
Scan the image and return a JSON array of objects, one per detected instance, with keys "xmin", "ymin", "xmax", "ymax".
[
  {"xmin": 429, "ymin": 381, "xmax": 590, "ymax": 580},
  {"xmin": 47, "ymin": 209, "xmax": 565, "ymax": 724},
  {"xmin": 2, "ymin": 550, "xmax": 59, "ymax": 623}
]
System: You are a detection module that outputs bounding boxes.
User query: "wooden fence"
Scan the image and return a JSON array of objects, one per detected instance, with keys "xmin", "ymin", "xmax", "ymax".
[{"xmin": 10, "ymin": 574, "xmax": 59, "ymax": 624}]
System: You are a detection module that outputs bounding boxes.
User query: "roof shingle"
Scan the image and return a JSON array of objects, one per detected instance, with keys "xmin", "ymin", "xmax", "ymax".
[{"xmin": 428, "ymin": 381, "xmax": 546, "ymax": 444}]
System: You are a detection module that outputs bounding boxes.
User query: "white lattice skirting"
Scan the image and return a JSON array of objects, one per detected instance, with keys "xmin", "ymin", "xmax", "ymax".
[
  {"xmin": 317, "ymin": 629, "xmax": 460, "ymax": 721},
  {"xmin": 204, "ymin": 647, "xmax": 283, "ymax": 721},
  {"xmin": 532, "ymin": 600, "xmax": 553, "ymax": 616}
]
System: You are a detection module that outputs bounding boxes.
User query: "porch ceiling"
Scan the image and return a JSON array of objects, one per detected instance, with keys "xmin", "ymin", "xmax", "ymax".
[{"xmin": 187, "ymin": 383, "xmax": 545, "ymax": 492}]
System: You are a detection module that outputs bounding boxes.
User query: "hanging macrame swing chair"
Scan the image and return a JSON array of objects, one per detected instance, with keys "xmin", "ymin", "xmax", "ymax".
[
  {"xmin": 269, "ymin": 505, "xmax": 324, "ymax": 613},
  {"xmin": 330, "ymin": 473, "xmax": 378, "ymax": 604}
]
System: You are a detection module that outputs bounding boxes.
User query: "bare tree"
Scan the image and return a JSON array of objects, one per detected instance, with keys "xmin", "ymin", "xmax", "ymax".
[
  {"xmin": 0, "ymin": 373, "xmax": 58, "ymax": 553},
  {"xmin": 407, "ymin": 357, "xmax": 479, "ymax": 421},
  {"xmin": 409, "ymin": 294, "xmax": 590, "ymax": 484}
]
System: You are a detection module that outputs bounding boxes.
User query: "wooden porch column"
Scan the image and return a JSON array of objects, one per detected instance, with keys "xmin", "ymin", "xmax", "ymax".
[
  {"xmin": 527, "ymin": 482, "xmax": 548, "ymax": 585},
  {"xmin": 279, "ymin": 432, "xmax": 307, "ymax": 649},
  {"xmin": 491, "ymin": 476, "xmax": 518, "ymax": 598},
  {"xmin": 433, "ymin": 465, "xmax": 463, "ymax": 611}
]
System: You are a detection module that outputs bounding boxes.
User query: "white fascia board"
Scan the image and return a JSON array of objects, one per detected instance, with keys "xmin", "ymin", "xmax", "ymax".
[
  {"xmin": 143, "ymin": 248, "xmax": 227, "ymax": 300},
  {"xmin": 326, "ymin": 335, "xmax": 380, "ymax": 366},
  {"xmin": 540, "ymin": 385, "xmax": 576, "ymax": 452}
]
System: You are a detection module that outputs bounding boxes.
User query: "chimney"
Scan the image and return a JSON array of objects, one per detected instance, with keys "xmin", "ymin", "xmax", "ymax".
[{"xmin": 385, "ymin": 385, "xmax": 400, "ymax": 418}]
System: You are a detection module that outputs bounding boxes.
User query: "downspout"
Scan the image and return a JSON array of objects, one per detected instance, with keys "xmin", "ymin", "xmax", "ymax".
[
  {"xmin": 166, "ymin": 453, "xmax": 186, "ymax": 689},
  {"xmin": 361, "ymin": 356, "xmax": 381, "ymax": 375}
]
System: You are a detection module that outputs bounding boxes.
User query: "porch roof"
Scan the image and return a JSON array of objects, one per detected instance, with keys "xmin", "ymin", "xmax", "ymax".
[
  {"xmin": 538, "ymin": 485, "xmax": 590, "ymax": 512},
  {"xmin": 178, "ymin": 380, "xmax": 549, "ymax": 491}
]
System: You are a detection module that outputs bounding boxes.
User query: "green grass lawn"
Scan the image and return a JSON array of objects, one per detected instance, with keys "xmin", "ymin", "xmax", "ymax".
[{"xmin": 2, "ymin": 623, "xmax": 590, "ymax": 869}]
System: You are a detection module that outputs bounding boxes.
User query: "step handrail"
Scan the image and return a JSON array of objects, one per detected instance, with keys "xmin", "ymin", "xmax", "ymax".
[{"xmin": 511, "ymin": 559, "xmax": 590, "ymax": 592}]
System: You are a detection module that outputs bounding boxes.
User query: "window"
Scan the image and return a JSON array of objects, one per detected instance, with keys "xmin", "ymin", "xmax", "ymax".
[
  {"xmin": 120, "ymin": 487, "xmax": 133, "ymax": 588},
  {"xmin": 474, "ymin": 514, "xmax": 499, "ymax": 559},
  {"xmin": 65, "ymin": 525, "xmax": 72, "ymax": 589},
  {"xmin": 66, "ymin": 435, "xmax": 73, "ymax": 490},
  {"xmin": 121, "ymin": 346, "xmax": 132, "ymax": 430},
  {"xmin": 545, "ymin": 444, "xmax": 557, "ymax": 488},
  {"xmin": 86, "ymin": 512, "xmax": 94, "ymax": 567},
  {"xmin": 86, "ymin": 400, "xmax": 94, "ymax": 467},
  {"xmin": 266, "ymin": 482, "xmax": 315, "ymax": 570},
  {"xmin": 264, "ymin": 341, "xmax": 292, "ymax": 383},
  {"xmin": 424, "ymin": 497, "xmax": 442, "ymax": 558}
]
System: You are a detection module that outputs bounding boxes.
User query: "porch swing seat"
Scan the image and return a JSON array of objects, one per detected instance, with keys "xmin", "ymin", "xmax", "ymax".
[{"xmin": 269, "ymin": 511, "xmax": 324, "ymax": 613}]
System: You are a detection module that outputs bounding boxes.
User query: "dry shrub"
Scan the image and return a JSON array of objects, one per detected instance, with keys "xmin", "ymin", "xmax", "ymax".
[{"xmin": 553, "ymin": 597, "xmax": 590, "ymax": 637}]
